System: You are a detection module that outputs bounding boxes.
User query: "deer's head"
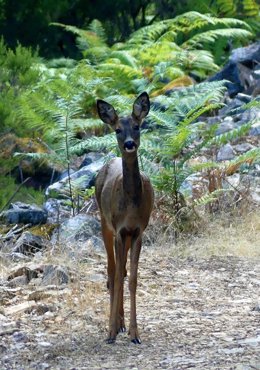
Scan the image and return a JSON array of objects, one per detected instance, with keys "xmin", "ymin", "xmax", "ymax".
[{"xmin": 97, "ymin": 92, "xmax": 150, "ymax": 156}]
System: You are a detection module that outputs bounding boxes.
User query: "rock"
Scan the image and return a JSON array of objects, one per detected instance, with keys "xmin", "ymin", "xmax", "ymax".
[
  {"xmin": 7, "ymin": 275, "xmax": 29, "ymax": 288},
  {"xmin": 41, "ymin": 265, "xmax": 70, "ymax": 286},
  {"xmin": 252, "ymin": 304, "xmax": 260, "ymax": 312},
  {"xmin": 217, "ymin": 144, "xmax": 236, "ymax": 161},
  {"xmin": 79, "ymin": 152, "xmax": 104, "ymax": 168},
  {"xmin": 54, "ymin": 214, "xmax": 100, "ymax": 244},
  {"xmin": 209, "ymin": 41, "xmax": 260, "ymax": 96},
  {"xmin": 7, "ymin": 265, "xmax": 43, "ymax": 283},
  {"xmin": 216, "ymin": 117, "xmax": 236, "ymax": 135},
  {"xmin": 4, "ymin": 301, "xmax": 38, "ymax": 315},
  {"xmin": 76, "ymin": 236, "xmax": 105, "ymax": 258},
  {"xmin": 43, "ymin": 198, "xmax": 71, "ymax": 223},
  {"xmin": 229, "ymin": 42, "xmax": 260, "ymax": 64},
  {"xmin": 10, "ymin": 253, "xmax": 31, "ymax": 262},
  {"xmin": 233, "ymin": 143, "xmax": 255, "ymax": 154},
  {"xmin": 0, "ymin": 202, "xmax": 47, "ymax": 225},
  {"xmin": 251, "ymin": 185, "xmax": 260, "ymax": 204},
  {"xmin": 218, "ymin": 98, "xmax": 245, "ymax": 117},
  {"xmin": 0, "ymin": 133, "xmax": 60, "ymax": 190},
  {"xmin": 236, "ymin": 93, "xmax": 252, "ymax": 104},
  {"xmin": 86, "ymin": 236, "xmax": 104, "ymax": 254},
  {"xmin": 12, "ymin": 232, "xmax": 48, "ymax": 256},
  {"xmin": 12, "ymin": 331, "xmax": 28, "ymax": 343},
  {"xmin": 249, "ymin": 121, "xmax": 260, "ymax": 136},
  {"xmin": 45, "ymin": 157, "xmax": 105, "ymax": 199},
  {"xmin": 6, "ymin": 263, "xmax": 71, "ymax": 287}
]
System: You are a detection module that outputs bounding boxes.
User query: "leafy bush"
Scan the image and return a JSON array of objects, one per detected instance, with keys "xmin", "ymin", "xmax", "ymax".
[{"xmin": 0, "ymin": 38, "xmax": 40, "ymax": 136}]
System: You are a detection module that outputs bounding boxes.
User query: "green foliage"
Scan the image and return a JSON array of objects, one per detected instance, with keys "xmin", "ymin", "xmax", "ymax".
[
  {"xmin": 216, "ymin": 0, "xmax": 259, "ymax": 17},
  {"xmin": 0, "ymin": 38, "xmax": 40, "ymax": 136},
  {"xmin": 0, "ymin": 175, "xmax": 44, "ymax": 210},
  {"xmin": 0, "ymin": 0, "xmax": 258, "ymax": 60},
  {"xmin": 0, "ymin": 11, "xmax": 257, "ymax": 225}
]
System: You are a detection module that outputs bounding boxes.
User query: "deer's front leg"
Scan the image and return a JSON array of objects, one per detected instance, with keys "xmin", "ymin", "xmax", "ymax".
[
  {"xmin": 129, "ymin": 234, "xmax": 142, "ymax": 344},
  {"xmin": 107, "ymin": 235, "xmax": 125, "ymax": 343},
  {"xmin": 100, "ymin": 218, "xmax": 115, "ymax": 341}
]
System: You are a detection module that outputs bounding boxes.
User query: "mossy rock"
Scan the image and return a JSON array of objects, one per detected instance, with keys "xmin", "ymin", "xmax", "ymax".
[
  {"xmin": 28, "ymin": 224, "xmax": 57, "ymax": 240},
  {"xmin": 0, "ymin": 133, "xmax": 62, "ymax": 189}
]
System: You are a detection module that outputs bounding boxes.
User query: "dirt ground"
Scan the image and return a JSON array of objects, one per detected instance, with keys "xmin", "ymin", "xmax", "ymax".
[{"xmin": 0, "ymin": 247, "xmax": 260, "ymax": 370}]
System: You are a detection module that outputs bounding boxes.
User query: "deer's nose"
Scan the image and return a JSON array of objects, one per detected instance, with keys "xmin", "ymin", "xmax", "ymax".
[{"xmin": 124, "ymin": 140, "xmax": 137, "ymax": 152}]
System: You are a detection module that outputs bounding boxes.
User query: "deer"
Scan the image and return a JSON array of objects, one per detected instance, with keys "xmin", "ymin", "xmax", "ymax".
[{"xmin": 95, "ymin": 92, "xmax": 154, "ymax": 344}]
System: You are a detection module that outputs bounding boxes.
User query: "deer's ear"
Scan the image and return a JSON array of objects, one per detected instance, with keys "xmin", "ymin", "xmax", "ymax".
[
  {"xmin": 132, "ymin": 92, "xmax": 150, "ymax": 121},
  {"xmin": 97, "ymin": 100, "xmax": 118, "ymax": 125}
]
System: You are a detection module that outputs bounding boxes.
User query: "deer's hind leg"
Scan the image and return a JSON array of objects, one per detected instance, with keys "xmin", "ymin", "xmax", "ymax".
[
  {"xmin": 117, "ymin": 234, "xmax": 130, "ymax": 334},
  {"xmin": 129, "ymin": 230, "xmax": 142, "ymax": 344}
]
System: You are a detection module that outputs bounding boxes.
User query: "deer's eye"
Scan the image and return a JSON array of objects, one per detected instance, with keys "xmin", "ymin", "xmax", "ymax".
[
  {"xmin": 115, "ymin": 128, "xmax": 122, "ymax": 134},
  {"xmin": 134, "ymin": 125, "xmax": 139, "ymax": 131}
]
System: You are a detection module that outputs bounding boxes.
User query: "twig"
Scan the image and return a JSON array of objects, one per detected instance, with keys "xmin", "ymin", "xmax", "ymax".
[
  {"xmin": 1, "ymin": 224, "xmax": 31, "ymax": 241},
  {"xmin": 0, "ymin": 177, "xmax": 31, "ymax": 213}
]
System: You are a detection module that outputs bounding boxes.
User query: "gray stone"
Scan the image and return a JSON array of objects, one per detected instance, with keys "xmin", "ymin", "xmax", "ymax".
[
  {"xmin": 0, "ymin": 202, "xmax": 47, "ymax": 225},
  {"xmin": 45, "ymin": 157, "xmax": 105, "ymax": 199},
  {"xmin": 56, "ymin": 214, "xmax": 101, "ymax": 243},
  {"xmin": 218, "ymin": 98, "xmax": 245, "ymax": 116},
  {"xmin": 41, "ymin": 265, "xmax": 70, "ymax": 286},
  {"xmin": 217, "ymin": 144, "xmax": 236, "ymax": 161},
  {"xmin": 216, "ymin": 117, "xmax": 236, "ymax": 135},
  {"xmin": 12, "ymin": 232, "xmax": 48, "ymax": 256},
  {"xmin": 249, "ymin": 122, "xmax": 260, "ymax": 136},
  {"xmin": 79, "ymin": 152, "xmax": 104, "ymax": 168},
  {"xmin": 251, "ymin": 185, "xmax": 260, "ymax": 204},
  {"xmin": 229, "ymin": 42, "xmax": 260, "ymax": 64},
  {"xmin": 7, "ymin": 275, "xmax": 29, "ymax": 287},
  {"xmin": 43, "ymin": 198, "xmax": 71, "ymax": 223},
  {"xmin": 233, "ymin": 143, "xmax": 255, "ymax": 153},
  {"xmin": 240, "ymin": 107, "xmax": 260, "ymax": 124},
  {"xmin": 236, "ymin": 93, "xmax": 252, "ymax": 104}
]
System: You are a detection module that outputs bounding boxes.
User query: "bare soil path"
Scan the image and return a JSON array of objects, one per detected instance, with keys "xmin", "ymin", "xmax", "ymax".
[{"xmin": 0, "ymin": 249, "xmax": 259, "ymax": 369}]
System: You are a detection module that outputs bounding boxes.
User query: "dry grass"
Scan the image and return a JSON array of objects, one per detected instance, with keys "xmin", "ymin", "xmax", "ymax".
[
  {"xmin": 148, "ymin": 208, "xmax": 260, "ymax": 259},
  {"xmin": 1, "ymin": 207, "xmax": 260, "ymax": 369}
]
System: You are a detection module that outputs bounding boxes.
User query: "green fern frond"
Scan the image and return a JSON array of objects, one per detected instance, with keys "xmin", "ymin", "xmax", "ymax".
[
  {"xmin": 87, "ymin": 19, "xmax": 107, "ymax": 43},
  {"xmin": 71, "ymin": 118, "xmax": 104, "ymax": 133},
  {"xmin": 225, "ymin": 147, "xmax": 260, "ymax": 172},
  {"xmin": 193, "ymin": 189, "xmax": 228, "ymax": 207},
  {"xmin": 209, "ymin": 122, "xmax": 253, "ymax": 146},
  {"xmin": 217, "ymin": 0, "xmax": 259, "ymax": 17},
  {"xmin": 50, "ymin": 22, "xmax": 107, "ymax": 52},
  {"xmin": 109, "ymin": 50, "xmax": 138, "ymax": 68},
  {"xmin": 183, "ymin": 28, "xmax": 252, "ymax": 49},
  {"xmin": 71, "ymin": 133, "xmax": 117, "ymax": 156},
  {"xmin": 83, "ymin": 46, "xmax": 111, "ymax": 64}
]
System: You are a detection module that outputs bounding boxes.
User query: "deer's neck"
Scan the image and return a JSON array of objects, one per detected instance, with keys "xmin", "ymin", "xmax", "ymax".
[{"xmin": 122, "ymin": 156, "xmax": 142, "ymax": 206}]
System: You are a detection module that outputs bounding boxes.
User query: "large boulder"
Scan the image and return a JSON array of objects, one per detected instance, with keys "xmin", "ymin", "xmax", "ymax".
[
  {"xmin": 0, "ymin": 202, "xmax": 47, "ymax": 225},
  {"xmin": 12, "ymin": 231, "xmax": 48, "ymax": 256},
  {"xmin": 209, "ymin": 42, "xmax": 260, "ymax": 97},
  {"xmin": 45, "ymin": 155, "xmax": 105, "ymax": 199},
  {"xmin": 52, "ymin": 214, "xmax": 101, "ymax": 244}
]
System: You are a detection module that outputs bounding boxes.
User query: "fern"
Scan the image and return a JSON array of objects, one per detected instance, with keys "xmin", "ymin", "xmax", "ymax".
[
  {"xmin": 193, "ymin": 189, "xmax": 228, "ymax": 207},
  {"xmin": 71, "ymin": 133, "xmax": 117, "ymax": 156},
  {"xmin": 182, "ymin": 28, "xmax": 252, "ymax": 49},
  {"xmin": 209, "ymin": 122, "xmax": 253, "ymax": 147},
  {"xmin": 217, "ymin": 0, "xmax": 259, "ymax": 17}
]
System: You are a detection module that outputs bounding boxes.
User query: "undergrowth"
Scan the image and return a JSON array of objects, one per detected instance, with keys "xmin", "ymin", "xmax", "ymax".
[{"xmin": 147, "ymin": 204, "xmax": 260, "ymax": 258}]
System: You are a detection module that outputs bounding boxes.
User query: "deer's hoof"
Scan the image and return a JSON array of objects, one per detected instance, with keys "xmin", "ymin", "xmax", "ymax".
[
  {"xmin": 131, "ymin": 337, "xmax": 141, "ymax": 344},
  {"xmin": 118, "ymin": 325, "xmax": 126, "ymax": 333},
  {"xmin": 106, "ymin": 337, "xmax": 116, "ymax": 344}
]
